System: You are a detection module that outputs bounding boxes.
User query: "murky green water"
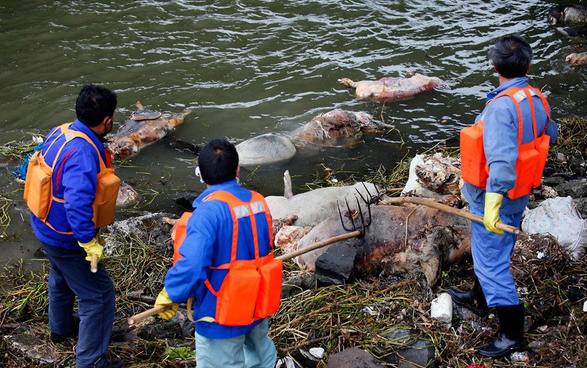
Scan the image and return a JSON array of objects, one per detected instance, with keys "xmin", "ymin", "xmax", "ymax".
[{"xmin": 1, "ymin": 0, "xmax": 586, "ymax": 266}]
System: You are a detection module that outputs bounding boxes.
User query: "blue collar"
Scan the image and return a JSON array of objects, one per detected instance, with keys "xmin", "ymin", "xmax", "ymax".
[
  {"xmin": 70, "ymin": 119, "xmax": 105, "ymax": 152},
  {"xmin": 193, "ymin": 179, "xmax": 240, "ymax": 207},
  {"xmin": 486, "ymin": 77, "xmax": 529, "ymax": 103}
]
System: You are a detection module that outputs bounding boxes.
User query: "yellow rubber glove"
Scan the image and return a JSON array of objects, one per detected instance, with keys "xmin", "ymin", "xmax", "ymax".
[
  {"xmin": 155, "ymin": 288, "xmax": 179, "ymax": 320},
  {"xmin": 484, "ymin": 192, "xmax": 504, "ymax": 235},
  {"xmin": 78, "ymin": 237, "xmax": 104, "ymax": 262}
]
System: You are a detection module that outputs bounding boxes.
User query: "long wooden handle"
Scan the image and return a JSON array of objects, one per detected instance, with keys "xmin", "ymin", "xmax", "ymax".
[
  {"xmin": 128, "ymin": 305, "xmax": 168, "ymax": 325},
  {"xmin": 276, "ymin": 230, "xmax": 362, "ymax": 261},
  {"xmin": 90, "ymin": 254, "xmax": 98, "ymax": 273},
  {"xmin": 127, "ymin": 231, "xmax": 362, "ymax": 325},
  {"xmin": 379, "ymin": 197, "xmax": 521, "ymax": 235}
]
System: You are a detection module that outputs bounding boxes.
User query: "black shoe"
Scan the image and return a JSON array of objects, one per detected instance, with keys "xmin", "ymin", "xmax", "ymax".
[
  {"xmin": 50, "ymin": 329, "xmax": 77, "ymax": 343},
  {"xmin": 50, "ymin": 313, "xmax": 80, "ymax": 343},
  {"xmin": 478, "ymin": 304, "xmax": 525, "ymax": 358},
  {"xmin": 97, "ymin": 359, "xmax": 125, "ymax": 368},
  {"xmin": 448, "ymin": 279, "xmax": 489, "ymax": 316}
]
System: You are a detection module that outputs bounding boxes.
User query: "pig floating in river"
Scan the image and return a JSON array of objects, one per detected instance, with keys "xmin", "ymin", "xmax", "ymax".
[
  {"xmin": 236, "ymin": 109, "xmax": 390, "ymax": 166},
  {"xmin": 547, "ymin": 5, "xmax": 587, "ymax": 25},
  {"xmin": 339, "ymin": 71, "xmax": 445, "ymax": 102},
  {"xmin": 294, "ymin": 109, "xmax": 386, "ymax": 148},
  {"xmin": 566, "ymin": 52, "xmax": 587, "ymax": 65},
  {"xmin": 106, "ymin": 102, "xmax": 192, "ymax": 159}
]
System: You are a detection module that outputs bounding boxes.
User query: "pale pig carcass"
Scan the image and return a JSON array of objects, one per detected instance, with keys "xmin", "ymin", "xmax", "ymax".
[
  {"xmin": 566, "ymin": 52, "xmax": 587, "ymax": 65},
  {"xmin": 339, "ymin": 71, "xmax": 445, "ymax": 102}
]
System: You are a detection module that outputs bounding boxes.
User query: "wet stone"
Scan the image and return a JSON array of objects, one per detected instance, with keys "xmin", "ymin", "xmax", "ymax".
[
  {"xmin": 396, "ymin": 339, "xmax": 436, "ymax": 368},
  {"xmin": 555, "ymin": 178, "xmax": 587, "ymax": 198},
  {"xmin": 327, "ymin": 347, "xmax": 386, "ymax": 368},
  {"xmin": 4, "ymin": 333, "xmax": 59, "ymax": 364},
  {"xmin": 569, "ymin": 157, "xmax": 587, "ymax": 178},
  {"xmin": 542, "ymin": 176, "xmax": 566, "ymax": 187},
  {"xmin": 315, "ymin": 242, "xmax": 357, "ymax": 285},
  {"xmin": 380, "ymin": 329, "xmax": 436, "ymax": 368}
]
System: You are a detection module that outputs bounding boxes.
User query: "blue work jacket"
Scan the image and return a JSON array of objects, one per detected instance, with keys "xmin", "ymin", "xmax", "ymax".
[
  {"xmin": 31, "ymin": 120, "xmax": 108, "ymax": 248},
  {"xmin": 164, "ymin": 179, "xmax": 272, "ymax": 339},
  {"xmin": 462, "ymin": 77, "xmax": 558, "ymax": 215}
]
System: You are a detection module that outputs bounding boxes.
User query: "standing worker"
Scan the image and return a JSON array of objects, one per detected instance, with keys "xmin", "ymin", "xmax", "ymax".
[
  {"xmin": 25, "ymin": 85, "xmax": 122, "ymax": 368},
  {"xmin": 155, "ymin": 139, "xmax": 278, "ymax": 368},
  {"xmin": 452, "ymin": 35, "xmax": 558, "ymax": 358}
]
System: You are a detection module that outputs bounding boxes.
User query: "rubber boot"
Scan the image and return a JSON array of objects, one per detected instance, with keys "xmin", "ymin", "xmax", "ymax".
[
  {"xmin": 448, "ymin": 279, "xmax": 489, "ymax": 316},
  {"xmin": 478, "ymin": 304, "xmax": 525, "ymax": 358}
]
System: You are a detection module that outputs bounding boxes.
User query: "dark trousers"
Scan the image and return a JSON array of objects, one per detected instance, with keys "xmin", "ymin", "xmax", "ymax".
[{"xmin": 42, "ymin": 242, "xmax": 115, "ymax": 368}]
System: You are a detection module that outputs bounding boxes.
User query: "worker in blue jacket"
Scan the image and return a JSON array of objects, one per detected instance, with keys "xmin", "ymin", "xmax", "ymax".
[
  {"xmin": 155, "ymin": 139, "xmax": 277, "ymax": 368},
  {"xmin": 451, "ymin": 35, "xmax": 558, "ymax": 358},
  {"xmin": 30, "ymin": 85, "xmax": 123, "ymax": 368}
]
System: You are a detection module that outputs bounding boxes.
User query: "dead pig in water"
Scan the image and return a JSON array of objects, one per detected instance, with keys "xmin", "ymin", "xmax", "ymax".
[
  {"xmin": 294, "ymin": 109, "xmax": 386, "ymax": 148},
  {"xmin": 107, "ymin": 102, "xmax": 192, "ymax": 159},
  {"xmin": 288, "ymin": 205, "xmax": 471, "ymax": 286},
  {"xmin": 236, "ymin": 110, "xmax": 388, "ymax": 167},
  {"xmin": 339, "ymin": 70, "xmax": 445, "ymax": 102},
  {"xmin": 566, "ymin": 52, "xmax": 587, "ymax": 65}
]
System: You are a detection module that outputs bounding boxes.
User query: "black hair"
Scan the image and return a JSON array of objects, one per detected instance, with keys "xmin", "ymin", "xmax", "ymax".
[
  {"xmin": 75, "ymin": 84, "xmax": 117, "ymax": 127},
  {"xmin": 490, "ymin": 35, "xmax": 533, "ymax": 79},
  {"xmin": 198, "ymin": 139, "xmax": 239, "ymax": 185}
]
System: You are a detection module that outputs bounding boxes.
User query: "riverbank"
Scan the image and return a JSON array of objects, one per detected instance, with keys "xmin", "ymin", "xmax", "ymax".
[{"xmin": 1, "ymin": 116, "xmax": 586, "ymax": 367}]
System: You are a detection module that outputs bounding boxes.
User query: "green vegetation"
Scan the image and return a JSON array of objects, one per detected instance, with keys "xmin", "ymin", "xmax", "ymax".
[{"xmin": 1, "ymin": 117, "xmax": 586, "ymax": 367}]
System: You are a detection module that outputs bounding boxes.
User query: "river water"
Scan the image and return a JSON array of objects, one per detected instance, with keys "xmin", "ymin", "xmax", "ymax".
[{"xmin": 1, "ymin": 0, "xmax": 586, "ymax": 266}]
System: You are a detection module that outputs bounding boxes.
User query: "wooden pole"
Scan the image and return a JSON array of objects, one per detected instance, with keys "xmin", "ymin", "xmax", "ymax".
[
  {"xmin": 90, "ymin": 254, "xmax": 98, "ymax": 273},
  {"xmin": 127, "ymin": 306, "xmax": 167, "ymax": 325},
  {"xmin": 127, "ymin": 229, "xmax": 364, "ymax": 325},
  {"xmin": 276, "ymin": 230, "xmax": 362, "ymax": 261},
  {"xmin": 379, "ymin": 197, "xmax": 521, "ymax": 235}
]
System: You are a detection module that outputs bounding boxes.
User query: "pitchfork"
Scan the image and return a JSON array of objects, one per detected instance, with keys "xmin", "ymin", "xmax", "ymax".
[{"xmin": 271, "ymin": 190, "xmax": 373, "ymax": 263}]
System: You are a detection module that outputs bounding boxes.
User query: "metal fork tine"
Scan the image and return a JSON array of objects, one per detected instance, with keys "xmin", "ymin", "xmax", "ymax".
[
  {"xmin": 337, "ymin": 200, "xmax": 353, "ymax": 232},
  {"xmin": 355, "ymin": 197, "xmax": 365, "ymax": 232},
  {"xmin": 345, "ymin": 198, "xmax": 356, "ymax": 231},
  {"xmin": 355, "ymin": 186, "xmax": 368, "ymax": 204},
  {"xmin": 364, "ymin": 196, "xmax": 372, "ymax": 227},
  {"xmin": 338, "ymin": 191, "xmax": 373, "ymax": 237},
  {"xmin": 356, "ymin": 182, "xmax": 381, "ymax": 205}
]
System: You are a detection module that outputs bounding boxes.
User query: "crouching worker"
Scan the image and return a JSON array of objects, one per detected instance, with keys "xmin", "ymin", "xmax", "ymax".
[{"xmin": 155, "ymin": 139, "xmax": 279, "ymax": 368}]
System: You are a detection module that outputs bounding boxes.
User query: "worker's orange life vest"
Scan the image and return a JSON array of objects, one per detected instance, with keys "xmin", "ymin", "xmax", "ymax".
[
  {"xmin": 23, "ymin": 123, "xmax": 120, "ymax": 233},
  {"xmin": 172, "ymin": 190, "xmax": 282, "ymax": 326},
  {"xmin": 460, "ymin": 86, "xmax": 551, "ymax": 200},
  {"xmin": 172, "ymin": 211, "xmax": 192, "ymax": 266}
]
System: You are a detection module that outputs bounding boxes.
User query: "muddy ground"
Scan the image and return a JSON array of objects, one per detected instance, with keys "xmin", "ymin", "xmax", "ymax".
[{"xmin": 0, "ymin": 117, "xmax": 586, "ymax": 368}]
